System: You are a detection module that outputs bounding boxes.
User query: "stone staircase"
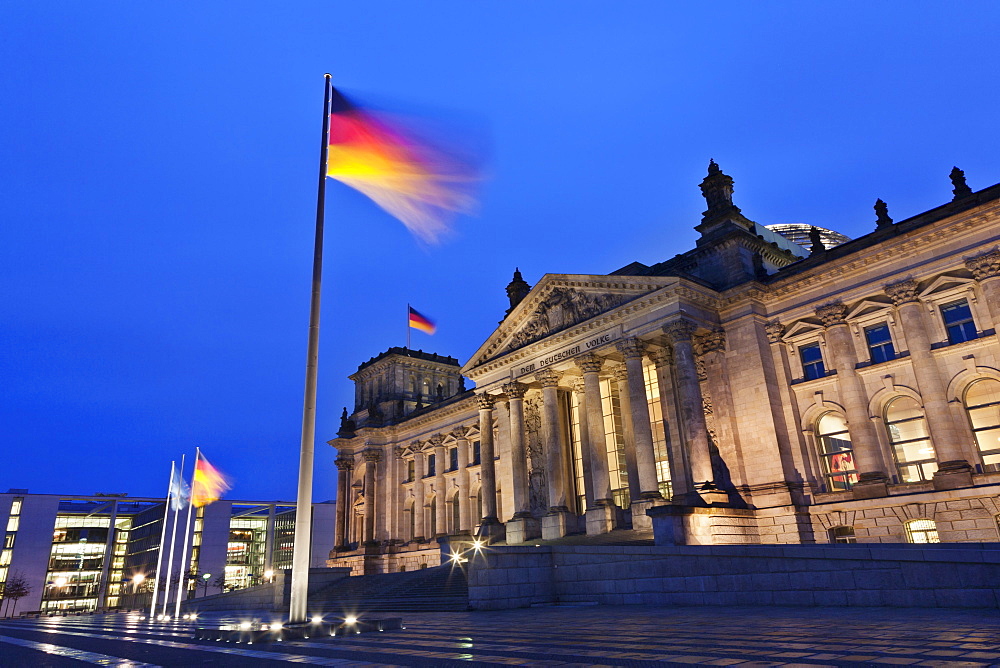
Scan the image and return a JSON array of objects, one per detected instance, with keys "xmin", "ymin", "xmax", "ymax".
[
  {"xmin": 501, "ymin": 528, "xmax": 655, "ymax": 547},
  {"xmin": 310, "ymin": 564, "xmax": 469, "ymax": 612}
]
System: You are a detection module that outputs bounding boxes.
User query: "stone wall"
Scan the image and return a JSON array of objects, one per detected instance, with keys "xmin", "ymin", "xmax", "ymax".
[
  {"xmin": 467, "ymin": 544, "xmax": 1000, "ymax": 610},
  {"xmin": 180, "ymin": 567, "xmax": 351, "ymax": 613}
]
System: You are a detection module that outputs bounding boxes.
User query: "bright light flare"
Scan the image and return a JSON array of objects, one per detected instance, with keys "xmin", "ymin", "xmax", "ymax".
[
  {"xmin": 269, "ymin": 622, "xmax": 282, "ymax": 631},
  {"xmin": 311, "ymin": 616, "xmax": 323, "ymax": 624},
  {"xmin": 239, "ymin": 622, "xmax": 252, "ymax": 630},
  {"xmin": 54, "ymin": 577, "xmax": 68, "ymax": 587},
  {"xmin": 344, "ymin": 615, "xmax": 358, "ymax": 625},
  {"xmin": 132, "ymin": 574, "xmax": 145, "ymax": 584}
]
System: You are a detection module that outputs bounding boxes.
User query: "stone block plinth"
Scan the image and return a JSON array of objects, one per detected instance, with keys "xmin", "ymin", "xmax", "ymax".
[
  {"xmin": 630, "ymin": 498, "xmax": 668, "ymax": 531},
  {"xmin": 506, "ymin": 516, "xmax": 541, "ymax": 543},
  {"xmin": 541, "ymin": 510, "xmax": 572, "ymax": 539},
  {"xmin": 586, "ymin": 503, "xmax": 618, "ymax": 536},
  {"xmin": 648, "ymin": 504, "xmax": 759, "ymax": 545}
]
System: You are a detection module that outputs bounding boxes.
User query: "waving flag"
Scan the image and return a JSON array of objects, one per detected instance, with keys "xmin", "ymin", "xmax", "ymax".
[
  {"xmin": 408, "ymin": 306, "xmax": 436, "ymax": 335},
  {"xmin": 191, "ymin": 453, "xmax": 231, "ymax": 508},
  {"xmin": 168, "ymin": 467, "xmax": 190, "ymax": 510},
  {"xmin": 325, "ymin": 89, "xmax": 481, "ymax": 244}
]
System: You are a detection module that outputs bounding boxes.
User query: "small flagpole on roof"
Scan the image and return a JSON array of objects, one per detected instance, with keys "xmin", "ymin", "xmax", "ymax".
[
  {"xmin": 149, "ymin": 461, "xmax": 175, "ymax": 618},
  {"xmin": 289, "ymin": 73, "xmax": 332, "ymax": 624},
  {"xmin": 407, "ymin": 303, "xmax": 411, "ymax": 350}
]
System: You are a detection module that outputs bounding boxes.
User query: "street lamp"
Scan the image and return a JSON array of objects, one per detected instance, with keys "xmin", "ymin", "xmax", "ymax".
[
  {"xmin": 201, "ymin": 573, "xmax": 211, "ymax": 596},
  {"xmin": 263, "ymin": 569, "xmax": 274, "ymax": 583},
  {"xmin": 131, "ymin": 574, "xmax": 145, "ymax": 610}
]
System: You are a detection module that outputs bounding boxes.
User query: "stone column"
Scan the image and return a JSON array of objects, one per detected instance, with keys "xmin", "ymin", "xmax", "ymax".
[
  {"xmin": 334, "ymin": 456, "xmax": 353, "ymax": 549},
  {"xmin": 617, "ymin": 338, "xmax": 662, "ymax": 500},
  {"xmin": 648, "ymin": 347, "xmax": 689, "ymax": 500},
  {"xmin": 537, "ymin": 369, "xmax": 571, "ymax": 539},
  {"xmin": 816, "ymin": 302, "xmax": 889, "ymax": 498},
  {"xmin": 454, "ymin": 429, "xmax": 472, "ymax": 534},
  {"xmin": 576, "ymin": 353, "xmax": 618, "ymax": 535},
  {"xmin": 663, "ymin": 320, "xmax": 720, "ymax": 505},
  {"xmin": 431, "ymin": 434, "xmax": 447, "ymax": 537},
  {"xmin": 476, "ymin": 393, "xmax": 504, "ymax": 540},
  {"xmin": 362, "ymin": 450, "xmax": 381, "ymax": 544},
  {"xmin": 966, "ymin": 249, "xmax": 1000, "ymax": 333},
  {"xmin": 573, "ymin": 378, "xmax": 595, "ymax": 510},
  {"xmin": 503, "ymin": 382, "xmax": 539, "ymax": 542},
  {"xmin": 886, "ymin": 280, "xmax": 973, "ymax": 489},
  {"xmin": 413, "ymin": 448, "xmax": 426, "ymax": 541},
  {"xmin": 612, "ymin": 365, "xmax": 641, "ymax": 503}
]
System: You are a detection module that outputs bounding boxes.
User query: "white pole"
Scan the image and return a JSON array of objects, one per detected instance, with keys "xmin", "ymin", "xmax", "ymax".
[
  {"xmin": 161, "ymin": 453, "xmax": 184, "ymax": 618},
  {"xmin": 174, "ymin": 448, "xmax": 197, "ymax": 618},
  {"xmin": 149, "ymin": 461, "xmax": 175, "ymax": 618}
]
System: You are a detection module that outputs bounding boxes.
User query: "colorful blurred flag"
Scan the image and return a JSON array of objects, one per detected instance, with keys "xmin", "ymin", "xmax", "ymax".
[
  {"xmin": 326, "ymin": 89, "xmax": 481, "ymax": 244},
  {"xmin": 168, "ymin": 467, "xmax": 190, "ymax": 510},
  {"xmin": 408, "ymin": 306, "xmax": 436, "ymax": 335},
  {"xmin": 191, "ymin": 453, "xmax": 231, "ymax": 508}
]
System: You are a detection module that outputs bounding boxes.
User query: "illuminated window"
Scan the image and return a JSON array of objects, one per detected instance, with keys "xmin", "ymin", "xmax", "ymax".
[
  {"xmin": 965, "ymin": 379, "xmax": 1000, "ymax": 470},
  {"xmin": 817, "ymin": 413, "xmax": 857, "ymax": 491},
  {"xmin": 0, "ymin": 550, "xmax": 11, "ymax": 566},
  {"xmin": 885, "ymin": 397, "xmax": 937, "ymax": 483},
  {"xmin": 600, "ymin": 378, "xmax": 628, "ymax": 508},
  {"xmin": 800, "ymin": 343, "xmax": 825, "ymax": 381},
  {"xmin": 5, "ymin": 517, "xmax": 18, "ymax": 532},
  {"xmin": 864, "ymin": 324, "xmax": 895, "ymax": 364},
  {"xmin": 941, "ymin": 299, "xmax": 978, "ymax": 345},
  {"xmin": 4, "ymin": 533, "xmax": 14, "ymax": 549},
  {"xmin": 406, "ymin": 460, "xmax": 415, "ymax": 482},
  {"xmin": 829, "ymin": 526, "xmax": 856, "ymax": 543},
  {"xmin": 568, "ymin": 392, "xmax": 586, "ymax": 514},
  {"xmin": 643, "ymin": 360, "xmax": 673, "ymax": 500},
  {"xmin": 905, "ymin": 519, "xmax": 940, "ymax": 543},
  {"xmin": 10, "ymin": 499, "xmax": 22, "ymax": 516}
]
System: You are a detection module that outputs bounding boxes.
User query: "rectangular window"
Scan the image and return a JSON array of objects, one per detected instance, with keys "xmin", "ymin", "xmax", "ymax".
[
  {"xmin": 427, "ymin": 454, "xmax": 436, "ymax": 477},
  {"xmin": 472, "ymin": 441, "xmax": 481, "ymax": 465},
  {"xmin": 799, "ymin": 342, "xmax": 826, "ymax": 381},
  {"xmin": 5, "ymin": 517, "xmax": 18, "ymax": 532},
  {"xmin": 941, "ymin": 299, "xmax": 978, "ymax": 344},
  {"xmin": 10, "ymin": 499, "xmax": 22, "ymax": 516},
  {"xmin": 406, "ymin": 459, "xmax": 415, "ymax": 482},
  {"xmin": 864, "ymin": 324, "xmax": 896, "ymax": 364},
  {"xmin": 449, "ymin": 447, "xmax": 458, "ymax": 471},
  {"xmin": 4, "ymin": 533, "xmax": 14, "ymax": 549}
]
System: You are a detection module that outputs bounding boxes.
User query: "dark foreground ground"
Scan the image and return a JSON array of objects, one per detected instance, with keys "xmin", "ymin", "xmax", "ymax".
[{"xmin": 0, "ymin": 605, "xmax": 998, "ymax": 667}]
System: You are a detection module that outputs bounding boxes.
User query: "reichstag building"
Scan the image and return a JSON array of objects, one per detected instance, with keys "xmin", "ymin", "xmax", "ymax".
[{"xmin": 329, "ymin": 162, "xmax": 1000, "ymax": 574}]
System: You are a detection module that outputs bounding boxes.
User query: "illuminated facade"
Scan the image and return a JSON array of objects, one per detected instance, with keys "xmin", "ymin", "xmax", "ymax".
[
  {"xmin": 328, "ymin": 163, "xmax": 1000, "ymax": 575},
  {"xmin": 0, "ymin": 492, "xmax": 334, "ymax": 615}
]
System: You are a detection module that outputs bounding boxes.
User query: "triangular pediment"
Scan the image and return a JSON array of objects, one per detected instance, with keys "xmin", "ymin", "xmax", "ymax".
[
  {"xmin": 919, "ymin": 273, "xmax": 975, "ymax": 297},
  {"xmin": 464, "ymin": 274, "xmax": 678, "ymax": 370},
  {"xmin": 784, "ymin": 320, "xmax": 825, "ymax": 339},
  {"xmin": 846, "ymin": 298, "xmax": 893, "ymax": 320}
]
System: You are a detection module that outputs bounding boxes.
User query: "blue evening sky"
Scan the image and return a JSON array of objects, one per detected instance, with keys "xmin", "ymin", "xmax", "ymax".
[{"xmin": 2, "ymin": 3, "xmax": 998, "ymax": 502}]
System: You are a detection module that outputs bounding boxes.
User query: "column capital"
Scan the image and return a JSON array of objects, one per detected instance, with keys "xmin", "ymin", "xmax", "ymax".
[
  {"xmin": 393, "ymin": 446, "xmax": 406, "ymax": 460},
  {"xmin": 815, "ymin": 302, "xmax": 848, "ymax": 327},
  {"xmin": 535, "ymin": 369, "xmax": 561, "ymax": 388},
  {"xmin": 476, "ymin": 393, "xmax": 495, "ymax": 410},
  {"xmin": 428, "ymin": 433, "xmax": 445, "ymax": 448},
  {"xmin": 966, "ymin": 248, "xmax": 1000, "ymax": 281},
  {"xmin": 764, "ymin": 319, "xmax": 785, "ymax": 344},
  {"xmin": 575, "ymin": 353, "xmax": 604, "ymax": 374},
  {"xmin": 663, "ymin": 319, "xmax": 696, "ymax": 343},
  {"xmin": 334, "ymin": 456, "xmax": 354, "ymax": 471},
  {"xmin": 611, "ymin": 364, "xmax": 629, "ymax": 382},
  {"xmin": 571, "ymin": 378, "xmax": 587, "ymax": 394},
  {"xmin": 450, "ymin": 426, "xmax": 469, "ymax": 441},
  {"xmin": 646, "ymin": 345, "xmax": 672, "ymax": 368},
  {"xmin": 615, "ymin": 337, "xmax": 647, "ymax": 360},
  {"xmin": 362, "ymin": 449, "xmax": 382, "ymax": 463},
  {"xmin": 501, "ymin": 381, "xmax": 528, "ymax": 399},
  {"xmin": 695, "ymin": 328, "xmax": 726, "ymax": 354},
  {"xmin": 885, "ymin": 278, "xmax": 919, "ymax": 305}
]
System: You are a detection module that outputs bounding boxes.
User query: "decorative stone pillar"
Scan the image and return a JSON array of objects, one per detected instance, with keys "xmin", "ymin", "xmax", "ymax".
[
  {"xmin": 475, "ymin": 393, "xmax": 504, "ymax": 540},
  {"xmin": 537, "ymin": 369, "xmax": 571, "ymax": 539},
  {"xmin": 502, "ymin": 382, "xmax": 539, "ymax": 542},
  {"xmin": 617, "ymin": 338, "xmax": 663, "ymax": 501},
  {"xmin": 663, "ymin": 320, "xmax": 721, "ymax": 505},
  {"xmin": 816, "ymin": 302, "xmax": 889, "ymax": 498},
  {"xmin": 648, "ymin": 346, "xmax": 689, "ymax": 500},
  {"xmin": 886, "ymin": 280, "xmax": 973, "ymax": 489},
  {"xmin": 612, "ymin": 365, "xmax": 641, "ymax": 503},
  {"xmin": 334, "ymin": 456, "xmax": 353, "ymax": 549},
  {"xmin": 453, "ymin": 429, "xmax": 472, "ymax": 534},
  {"xmin": 412, "ymin": 448, "xmax": 426, "ymax": 541},
  {"xmin": 362, "ymin": 450, "xmax": 381, "ymax": 544},
  {"xmin": 576, "ymin": 354, "xmax": 618, "ymax": 535},
  {"xmin": 431, "ymin": 434, "xmax": 447, "ymax": 537},
  {"xmin": 966, "ymin": 248, "xmax": 1000, "ymax": 326},
  {"xmin": 572, "ymin": 378, "xmax": 595, "ymax": 510}
]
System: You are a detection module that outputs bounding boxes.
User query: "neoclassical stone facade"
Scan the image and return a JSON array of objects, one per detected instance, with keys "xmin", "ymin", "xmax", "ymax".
[{"xmin": 329, "ymin": 163, "xmax": 1000, "ymax": 574}]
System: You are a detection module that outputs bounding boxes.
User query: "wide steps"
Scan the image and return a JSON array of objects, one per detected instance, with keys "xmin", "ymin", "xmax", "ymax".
[{"xmin": 311, "ymin": 564, "xmax": 469, "ymax": 612}]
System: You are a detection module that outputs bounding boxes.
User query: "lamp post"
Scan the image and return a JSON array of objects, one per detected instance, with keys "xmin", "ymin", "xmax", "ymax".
[
  {"xmin": 263, "ymin": 569, "xmax": 274, "ymax": 583},
  {"xmin": 131, "ymin": 574, "xmax": 145, "ymax": 610},
  {"xmin": 201, "ymin": 573, "xmax": 211, "ymax": 597}
]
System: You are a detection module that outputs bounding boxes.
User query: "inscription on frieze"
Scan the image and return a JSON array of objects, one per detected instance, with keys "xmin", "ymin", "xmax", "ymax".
[{"xmin": 514, "ymin": 330, "xmax": 619, "ymax": 378}]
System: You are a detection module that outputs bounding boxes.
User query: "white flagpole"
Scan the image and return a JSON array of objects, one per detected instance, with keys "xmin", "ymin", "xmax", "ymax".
[
  {"xmin": 407, "ymin": 303, "xmax": 411, "ymax": 349},
  {"xmin": 174, "ymin": 448, "xmax": 197, "ymax": 618},
  {"xmin": 161, "ymin": 453, "xmax": 184, "ymax": 618},
  {"xmin": 149, "ymin": 461, "xmax": 175, "ymax": 618}
]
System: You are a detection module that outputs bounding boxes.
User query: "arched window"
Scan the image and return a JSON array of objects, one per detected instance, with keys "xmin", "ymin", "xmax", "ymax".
[
  {"xmin": 816, "ymin": 413, "xmax": 857, "ymax": 491},
  {"xmin": 884, "ymin": 397, "xmax": 937, "ymax": 483},
  {"xmin": 905, "ymin": 519, "xmax": 940, "ymax": 544},
  {"xmin": 965, "ymin": 379, "xmax": 1000, "ymax": 470},
  {"xmin": 829, "ymin": 526, "xmax": 856, "ymax": 544}
]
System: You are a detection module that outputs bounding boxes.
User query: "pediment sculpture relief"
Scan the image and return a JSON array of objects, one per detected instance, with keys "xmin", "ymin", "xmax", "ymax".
[{"xmin": 504, "ymin": 288, "xmax": 629, "ymax": 352}]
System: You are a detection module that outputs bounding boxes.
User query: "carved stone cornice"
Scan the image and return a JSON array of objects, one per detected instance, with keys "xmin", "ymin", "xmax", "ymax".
[
  {"xmin": 476, "ymin": 393, "xmax": 495, "ymax": 411},
  {"xmin": 885, "ymin": 279, "xmax": 920, "ymax": 305},
  {"xmin": 695, "ymin": 329, "xmax": 726, "ymax": 355},
  {"xmin": 966, "ymin": 248, "xmax": 1000, "ymax": 281},
  {"xmin": 662, "ymin": 319, "xmax": 696, "ymax": 344},
  {"xmin": 615, "ymin": 337, "xmax": 646, "ymax": 360},
  {"xmin": 575, "ymin": 353, "xmax": 604, "ymax": 375},
  {"xmin": 535, "ymin": 369, "xmax": 561, "ymax": 388},
  {"xmin": 362, "ymin": 449, "xmax": 382, "ymax": 463},
  {"xmin": 501, "ymin": 381, "xmax": 528, "ymax": 400},
  {"xmin": 815, "ymin": 302, "xmax": 848, "ymax": 327},
  {"xmin": 334, "ymin": 456, "xmax": 354, "ymax": 471},
  {"xmin": 764, "ymin": 320, "xmax": 785, "ymax": 344}
]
